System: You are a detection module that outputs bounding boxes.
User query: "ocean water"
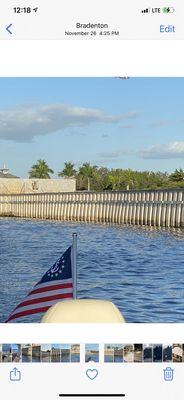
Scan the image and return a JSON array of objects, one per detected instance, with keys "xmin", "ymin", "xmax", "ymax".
[
  {"xmin": 0, "ymin": 218, "xmax": 184, "ymax": 323},
  {"xmin": 85, "ymin": 354, "xmax": 99, "ymax": 362}
]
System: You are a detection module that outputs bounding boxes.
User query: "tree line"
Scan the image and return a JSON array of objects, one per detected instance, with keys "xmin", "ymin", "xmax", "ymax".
[{"xmin": 29, "ymin": 159, "xmax": 184, "ymax": 191}]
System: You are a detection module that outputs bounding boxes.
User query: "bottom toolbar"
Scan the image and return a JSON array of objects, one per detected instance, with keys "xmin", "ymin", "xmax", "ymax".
[{"xmin": 0, "ymin": 362, "xmax": 182, "ymax": 400}]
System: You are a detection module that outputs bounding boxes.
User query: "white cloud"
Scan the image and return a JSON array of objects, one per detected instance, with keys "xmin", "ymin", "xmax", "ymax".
[
  {"xmin": 141, "ymin": 141, "xmax": 184, "ymax": 159},
  {"xmin": 0, "ymin": 104, "xmax": 138, "ymax": 143}
]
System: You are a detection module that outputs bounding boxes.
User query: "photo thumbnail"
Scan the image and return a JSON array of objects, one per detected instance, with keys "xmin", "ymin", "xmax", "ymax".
[
  {"xmin": 85, "ymin": 344, "xmax": 99, "ymax": 362},
  {"xmin": 22, "ymin": 344, "xmax": 32, "ymax": 363},
  {"xmin": 0, "ymin": 78, "xmax": 183, "ymax": 324},
  {"xmin": 104, "ymin": 344, "xmax": 123, "ymax": 362}
]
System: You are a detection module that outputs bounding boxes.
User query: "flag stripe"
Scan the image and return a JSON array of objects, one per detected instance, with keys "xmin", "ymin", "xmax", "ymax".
[
  {"xmin": 14, "ymin": 292, "xmax": 73, "ymax": 310},
  {"xmin": 23, "ymin": 287, "xmax": 73, "ymax": 301},
  {"xmin": 29, "ymin": 282, "xmax": 73, "ymax": 295},
  {"xmin": 34, "ymin": 278, "xmax": 73, "ymax": 290},
  {"xmin": 6, "ymin": 294, "xmax": 73, "ymax": 319},
  {"xmin": 6, "ymin": 306, "xmax": 52, "ymax": 323}
]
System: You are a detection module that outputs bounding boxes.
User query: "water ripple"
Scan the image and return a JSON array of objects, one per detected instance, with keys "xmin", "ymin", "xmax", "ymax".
[{"xmin": 0, "ymin": 218, "xmax": 184, "ymax": 323}]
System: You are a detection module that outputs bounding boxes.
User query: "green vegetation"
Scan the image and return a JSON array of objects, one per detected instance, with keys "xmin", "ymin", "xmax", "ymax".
[
  {"xmin": 78, "ymin": 163, "xmax": 97, "ymax": 191},
  {"xmin": 30, "ymin": 159, "xmax": 184, "ymax": 191},
  {"xmin": 169, "ymin": 168, "xmax": 184, "ymax": 183},
  {"xmin": 29, "ymin": 159, "xmax": 54, "ymax": 179},
  {"xmin": 75, "ymin": 167, "xmax": 184, "ymax": 191},
  {"xmin": 58, "ymin": 162, "xmax": 76, "ymax": 178}
]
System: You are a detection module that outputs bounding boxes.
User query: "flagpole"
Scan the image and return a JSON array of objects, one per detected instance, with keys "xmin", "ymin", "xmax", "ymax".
[{"xmin": 72, "ymin": 232, "xmax": 77, "ymax": 299}]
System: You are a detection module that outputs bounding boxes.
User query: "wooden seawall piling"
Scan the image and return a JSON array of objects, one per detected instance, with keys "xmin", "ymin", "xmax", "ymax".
[{"xmin": 0, "ymin": 189, "xmax": 183, "ymax": 227}]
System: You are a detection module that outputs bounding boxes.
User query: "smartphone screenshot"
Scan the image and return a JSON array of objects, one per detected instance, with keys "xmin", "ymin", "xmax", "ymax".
[{"xmin": 0, "ymin": 1, "xmax": 183, "ymax": 399}]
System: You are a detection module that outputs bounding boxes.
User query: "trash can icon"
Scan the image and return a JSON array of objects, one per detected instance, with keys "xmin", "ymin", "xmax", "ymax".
[{"xmin": 163, "ymin": 367, "xmax": 174, "ymax": 381}]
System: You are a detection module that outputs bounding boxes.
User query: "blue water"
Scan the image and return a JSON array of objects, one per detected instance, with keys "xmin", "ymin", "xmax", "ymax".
[
  {"xmin": 0, "ymin": 218, "xmax": 184, "ymax": 323},
  {"xmin": 104, "ymin": 355, "xmax": 114, "ymax": 362},
  {"xmin": 85, "ymin": 354, "xmax": 99, "ymax": 362},
  {"xmin": 61, "ymin": 353, "xmax": 70, "ymax": 362},
  {"xmin": 71, "ymin": 354, "xmax": 80, "ymax": 362},
  {"xmin": 22, "ymin": 354, "xmax": 32, "ymax": 363}
]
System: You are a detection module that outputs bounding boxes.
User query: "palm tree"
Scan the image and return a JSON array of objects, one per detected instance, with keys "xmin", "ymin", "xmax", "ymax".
[
  {"xmin": 29, "ymin": 159, "xmax": 54, "ymax": 179},
  {"xmin": 169, "ymin": 168, "xmax": 184, "ymax": 182},
  {"xmin": 58, "ymin": 162, "xmax": 76, "ymax": 178},
  {"xmin": 79, "ymin": 163, "xmax": 96, "ymax": 191}
]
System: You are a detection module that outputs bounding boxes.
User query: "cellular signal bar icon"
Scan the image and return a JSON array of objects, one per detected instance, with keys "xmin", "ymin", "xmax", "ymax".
[{"xmin": 141, "ymin": 8, "xmax": 150, "ymax": 13}]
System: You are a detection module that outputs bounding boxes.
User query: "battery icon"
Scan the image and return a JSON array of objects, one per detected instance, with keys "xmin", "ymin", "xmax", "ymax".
[{"xmin": 162, "ymin": 7, "xmax": 175, "ymax": 13}]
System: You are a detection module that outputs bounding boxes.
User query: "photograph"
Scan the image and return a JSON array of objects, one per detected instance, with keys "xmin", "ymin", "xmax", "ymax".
[
  {"xmin": 11, "ymin": 344, "xmax": 22, "ymax": 362},
  {"xmin": 61, "ymin": 344, "xmax": 71, "ymax": 363},
  {"xmin": 124, "ymin": 345, "xmax": 134, "ymax": 363},
  {"xmin": 51, "ymin": 344, "xmax": 61, "ymax": 363},
  {"xmin": 32, "ymin": 344, "xmax": 41, "ymax": 363},
  {"xmin": 85, "ymin": 344, "xmax": 99, "ymax": 362},
  {"xmin": 104, "ymin": 344, "xmax": 114, "ymax": 363},
  {"xmin": 163, "ymin": 345, "xmax": 173, "ymax": 362},
  {"xmin": 153, "ymin": 345, "xmax": 163, "ymax": 362},
  {"xmin": 71, "ymin": 344, "xmax": 80, "ymax": 362},
  {"xmin": 172, "ymin": 344, "xmax": 183, "ymax": 362},
  {"xmin": 21, "ymin": 344, "xmax": 32, "ymax": 363},
  {"xmin": 0, "ymin": 78, "xmax": 183, "ymax": 324},
  {"xmin": 104, "ymin": 344, "xmax": 124, "ymax": 363},
  {"xmin": 41, "ymin": 344, "xmax": 51, "ymax": 362},
  {"xmin": 2, "ymin": 344, "xmax": 12, "ymax": 363},
  {"xmin": 114, "ymin": 344, "xmax": 124, "ymax": 363},
  {"xmin": 134, "ymin": 344, "xmax": 143, "ymax": 362},
  {"xmin": 143, "ymin": 344, "xmax": 153, "ymax": 363}
]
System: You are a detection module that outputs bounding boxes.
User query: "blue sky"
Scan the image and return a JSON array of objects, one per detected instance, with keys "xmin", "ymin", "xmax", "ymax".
[
  {"xmin": 0, "ymin": 77, "xmax": 183, "ymax": 177},
  {"xmin": 85, "ymin": 344, "xmax": 99, "ymax": 351}
]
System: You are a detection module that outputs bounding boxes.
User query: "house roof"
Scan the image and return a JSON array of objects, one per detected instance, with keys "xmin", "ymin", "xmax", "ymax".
[{"xmin": 0, "ymin": 166, "xmax": 20, "ymax": 179}]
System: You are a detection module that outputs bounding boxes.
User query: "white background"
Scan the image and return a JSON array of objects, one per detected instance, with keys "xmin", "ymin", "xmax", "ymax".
[
  {"xmin": 0, "ymin": 323, "xmax": 184, "ymax": 342},
  {"xmin": 0, "ymin": 40, "xmax": 184, "ymax": 76}
]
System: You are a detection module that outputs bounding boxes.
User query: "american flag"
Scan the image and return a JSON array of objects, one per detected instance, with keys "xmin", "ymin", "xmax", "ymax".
[{"xmin": 5, "ymin": 246, "xmax": 73, "ymax": 323}]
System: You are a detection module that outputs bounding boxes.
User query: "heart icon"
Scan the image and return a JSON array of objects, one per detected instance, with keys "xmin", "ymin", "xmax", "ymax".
[{"xmin": 86, "ymin": 369, "xmax": 98, "ymax": 380}]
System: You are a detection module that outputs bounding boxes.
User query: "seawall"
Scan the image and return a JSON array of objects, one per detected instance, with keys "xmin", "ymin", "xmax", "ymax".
[{"xmin": 0, "ymin": 189, "xmax": 183, "ymax": 227}]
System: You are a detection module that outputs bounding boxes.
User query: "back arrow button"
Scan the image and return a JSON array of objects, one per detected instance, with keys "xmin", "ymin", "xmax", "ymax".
[{"xmin": 6, "ymin": 24, "xmax": 13, "ymax": 34}]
